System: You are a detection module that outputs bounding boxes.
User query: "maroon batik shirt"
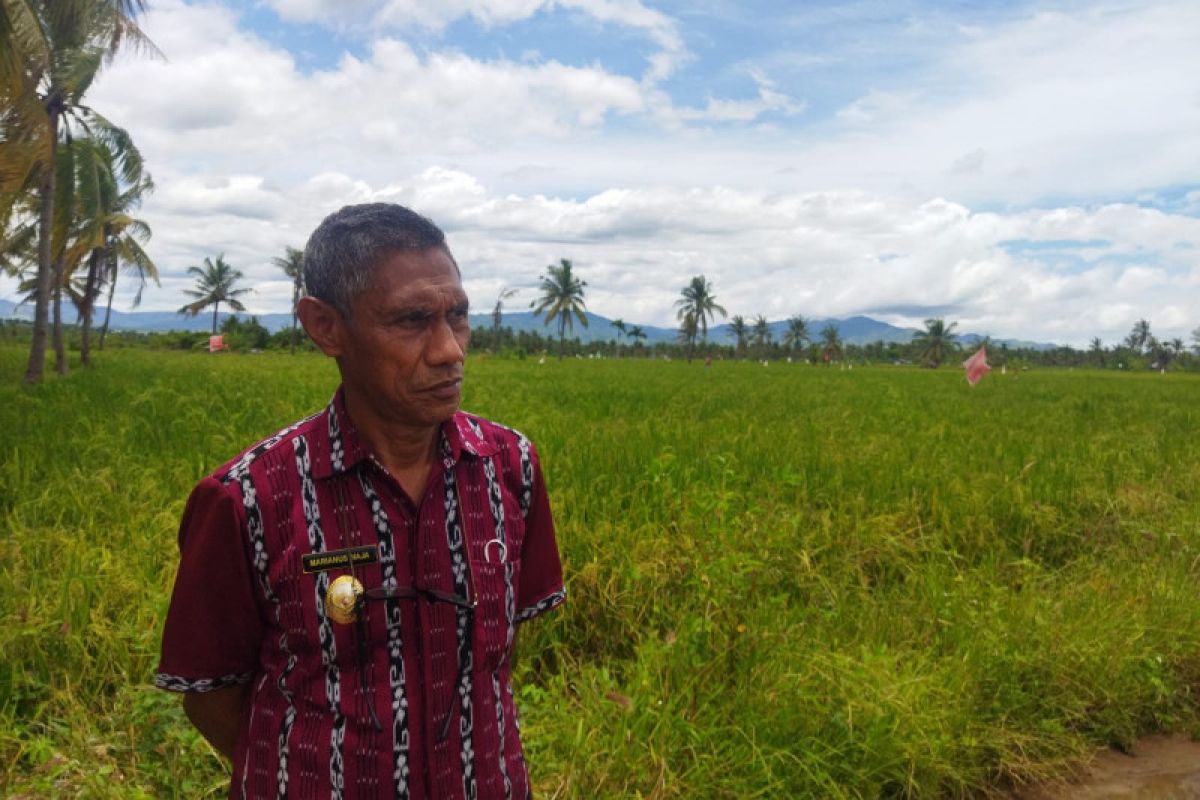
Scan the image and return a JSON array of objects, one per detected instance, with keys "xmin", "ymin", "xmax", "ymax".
[{"xmin": 156, "ymin": 390, "xmax": 565, "ymax": 799}]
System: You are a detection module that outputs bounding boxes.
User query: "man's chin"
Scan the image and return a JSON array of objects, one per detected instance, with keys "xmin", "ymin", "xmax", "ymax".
[{"xmin": 417, "ymin": 397, "xmax": 461, "ymax": 427}]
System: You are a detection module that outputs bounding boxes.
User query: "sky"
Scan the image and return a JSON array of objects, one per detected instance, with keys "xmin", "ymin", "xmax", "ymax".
[{"xmin": 6, "ymin": 0, "xmax": 1199, "ymax": 346}]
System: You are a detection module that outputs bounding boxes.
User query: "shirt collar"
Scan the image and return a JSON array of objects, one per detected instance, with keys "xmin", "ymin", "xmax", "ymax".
[
  {"xmin": 315, "ymin": 387, "xmax": 495, "ymax": 480},
  {"xmin": 443, "ymin": 411, "xmax": 499, "ymax": 462}
]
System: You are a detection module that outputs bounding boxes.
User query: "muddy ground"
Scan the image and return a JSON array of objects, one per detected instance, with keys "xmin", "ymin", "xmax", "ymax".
[{"xmin": 1014, "ymin": 735, "xmax": 1200, "ymax": 799}]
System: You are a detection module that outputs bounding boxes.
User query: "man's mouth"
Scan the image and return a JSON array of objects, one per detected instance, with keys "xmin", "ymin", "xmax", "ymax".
[{"xmin": 425, "ymin": 378, "xmax": 463, "ymax": 399}]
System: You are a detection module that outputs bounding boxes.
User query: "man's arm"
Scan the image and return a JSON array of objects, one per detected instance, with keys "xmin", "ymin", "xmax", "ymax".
[
  {"xmin": 158, "ymin": 478, "xmax": 264, "ymax": 759},
  {"xmin": 514, "ymin": 442, "xmax": 566, "ymax": 622},
  {"xmin": 183, "ymin": 683, "xmax": 252, "ymax": 761}
]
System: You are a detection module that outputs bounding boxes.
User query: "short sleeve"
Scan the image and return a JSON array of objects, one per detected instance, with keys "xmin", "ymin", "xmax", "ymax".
[
  {"xmin": 514, "ymin": 444, "xmax": 565, "ymax": 623},
  {"xmin": 155, "ymin": 476, "xmax": 264, "ymax": 692}
]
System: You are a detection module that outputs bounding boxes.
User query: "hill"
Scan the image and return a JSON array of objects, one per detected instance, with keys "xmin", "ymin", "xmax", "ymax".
[{"xmin": 0, "ymin": 298, "xmax": 1054, "ymax": 350}]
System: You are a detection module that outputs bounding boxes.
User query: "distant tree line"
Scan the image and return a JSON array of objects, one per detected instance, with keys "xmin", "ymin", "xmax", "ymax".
[{"xmin": 3, "ymin": 307, "xmax": 1196, "ymax": 372}]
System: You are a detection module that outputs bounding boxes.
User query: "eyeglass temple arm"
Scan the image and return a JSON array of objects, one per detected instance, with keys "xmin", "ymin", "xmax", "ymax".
[{"xmin": 352, "ymin": 585, "xmax": 383, "ymax": 732}]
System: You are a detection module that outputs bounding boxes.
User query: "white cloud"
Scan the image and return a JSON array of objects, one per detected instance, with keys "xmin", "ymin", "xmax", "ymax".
[
  {"xmin": 266, "ymin": 0, "xmax": 687, "ymax": 81},
  {"xmin": 91, "ymin": 1, "xmax": 694, "ymax": 169},
  {"xmin": 819, "ymin": 0, "xmax": 1200, "ymax": 204},
  {"xmin": 96, "ymin": 163, "xmax": 1197, "ymax": 348},
  {"xmin": 662, "ymin": 71, "xmax": 801, "ymax": 124},
  {"xmin": 1115, "ymin": 266, "xmax": 1168, "ymax": 292},
  {"xmin": 14, "ymin": 0, "xmax": 1191, "ymax": 351},
  {"xmin": 948, "ymin": 148, "xmax": 985, "ymax": 175},
  {"xmin": 836, "ymin": 91, "xmax": 915, "ymax": 125},
  {"xmin": 268, "ymin": 0, "xmax": 376, "ymax": 24}
]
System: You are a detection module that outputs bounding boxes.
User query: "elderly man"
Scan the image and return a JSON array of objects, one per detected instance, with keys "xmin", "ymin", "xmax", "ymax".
[{"xmin": 156, "ymin": 204, "xmax": 565, "ymax": 799}]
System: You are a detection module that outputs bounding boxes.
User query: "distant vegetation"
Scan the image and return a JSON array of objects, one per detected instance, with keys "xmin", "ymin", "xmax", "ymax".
[
  {"xmin": 2, "ymin": 312, "xmax": 1197, "ymax": 373},
  {"xmin": 531, "ymin": 257, "xmax": 589, "ymax": 358},
  {"xmin": 2, "ymin": 344, "xmax": 1200, "ymax": 796},
  {"xmin": 176, "ymin": 254, "xmax": 250, "ymax": 335}
]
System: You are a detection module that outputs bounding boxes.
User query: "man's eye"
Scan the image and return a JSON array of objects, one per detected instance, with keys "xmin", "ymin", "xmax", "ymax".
[
  {"xmin": 449, "ymin": 305, "xmax": 470, "ymax": 321},
  {"xmin": 394, "ymin": 312, "xmax": 431, "ymax": 326}
]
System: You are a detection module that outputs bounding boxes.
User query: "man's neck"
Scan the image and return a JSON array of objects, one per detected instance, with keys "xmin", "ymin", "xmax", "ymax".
[{"xmin": 342, "ymin": 389, "xmax": 441, "ymax": 498}]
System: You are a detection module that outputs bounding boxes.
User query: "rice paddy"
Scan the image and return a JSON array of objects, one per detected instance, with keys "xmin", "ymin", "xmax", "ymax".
[{"xmin": 2, "ymin": 343, "xmax": 1199, "ymax": 797}]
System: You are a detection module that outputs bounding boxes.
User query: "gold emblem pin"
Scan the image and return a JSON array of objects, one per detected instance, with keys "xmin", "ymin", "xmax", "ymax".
[{"xmin": 325, "ymin": 575, "xmax": 363, "ymax": 625}]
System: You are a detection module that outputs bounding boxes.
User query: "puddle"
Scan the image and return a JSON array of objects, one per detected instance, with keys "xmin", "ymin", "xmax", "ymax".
[{"xmin": 1014, "ymin": 735, "xmax": 1200, "ymax": 799}]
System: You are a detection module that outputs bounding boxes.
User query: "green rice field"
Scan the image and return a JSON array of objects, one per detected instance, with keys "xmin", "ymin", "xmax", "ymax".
[{"xmin": 2, "ymin": 343, "xmax": 1199, "ymax": 797}]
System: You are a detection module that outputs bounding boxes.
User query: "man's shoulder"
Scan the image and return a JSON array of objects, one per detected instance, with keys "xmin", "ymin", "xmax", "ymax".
[
  {"xmin": 453, "ymin": 411, "xmax": 535, "ymax": 454},
  {"xmin": 211, "ymin": 408, "xmax": 326, "ymax": 484}
]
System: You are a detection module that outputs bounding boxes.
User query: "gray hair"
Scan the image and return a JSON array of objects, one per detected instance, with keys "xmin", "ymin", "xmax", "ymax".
[{"xmin": 303, "ymin": 203, "xmax": 455, "ymax": 316}]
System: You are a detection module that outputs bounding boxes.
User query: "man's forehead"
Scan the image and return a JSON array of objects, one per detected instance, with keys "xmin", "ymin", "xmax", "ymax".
[
  {"xmin": 366, "ymin": 249, "xmax": 465, "ymax": 299},
  {"xmin": 362, "ymin": 277, "xmax": 467, "ymax": 313},
  {"xmin": 389, "ymin": 283, "xmax": 467, "ymax": 306}
]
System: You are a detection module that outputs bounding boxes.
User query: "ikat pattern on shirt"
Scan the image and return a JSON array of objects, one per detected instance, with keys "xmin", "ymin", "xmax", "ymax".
[{"xmin": 156, "ymin": 391, "xmax": 564, "ymax": 800}]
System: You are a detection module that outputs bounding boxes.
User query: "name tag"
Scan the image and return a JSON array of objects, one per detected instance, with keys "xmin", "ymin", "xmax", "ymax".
[{"xmin": 302, "ymin": 545, "xmax": 379, "ymax": 574}]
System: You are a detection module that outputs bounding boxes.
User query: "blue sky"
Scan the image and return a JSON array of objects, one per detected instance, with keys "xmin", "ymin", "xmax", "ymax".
[{"xmin": 3, "ymin": 0, "xmax": 1197, "ymax": 346}]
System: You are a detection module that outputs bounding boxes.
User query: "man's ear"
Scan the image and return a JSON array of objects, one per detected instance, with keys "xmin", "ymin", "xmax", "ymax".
[{"xmin": 297, "ymin": 296, "xmax": 346, "ymax": 357}]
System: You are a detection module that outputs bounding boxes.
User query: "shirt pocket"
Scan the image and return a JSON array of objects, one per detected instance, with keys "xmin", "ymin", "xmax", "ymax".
[{"xmin": 473, "ymin": 557, "xmax": 519, "ymax": 674}]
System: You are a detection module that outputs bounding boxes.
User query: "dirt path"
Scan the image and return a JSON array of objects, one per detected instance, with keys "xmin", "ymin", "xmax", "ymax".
[{"xmin": 1015, "ymin": 735, "xmax": 1200, "ymax": 799}]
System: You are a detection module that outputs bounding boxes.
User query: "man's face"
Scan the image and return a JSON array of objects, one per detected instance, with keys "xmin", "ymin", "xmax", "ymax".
[{"xmin": 336, "ymin": 247, "xmax": 470, "ymax": 430}]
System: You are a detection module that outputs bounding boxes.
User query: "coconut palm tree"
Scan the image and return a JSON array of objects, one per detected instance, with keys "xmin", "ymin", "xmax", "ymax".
[
  {"xmin": 610, "ymin": 317, "xmax": 627, "ymax": 356},
  {"xmin": 912, "ymin": 318, "xmax": 959, "ymax": 368},
  {"xmin": 727, "ymin": 315, "xmax": 748, "ymax": 360},
  {"xmin": 627, "ymin": 324, "xmax": 646, "ymax": 353},
  {"xmin": 2, "ymin": 122, "xmax": 150, "ymax": 370},
  {"xmin": 179, "ymin": 254, "xmax": 251, "ymax": 335},
  {"xmin": 531, "ymin": 257, "xmax": 587, "ymax": 359},
  {"xmin": 819, "ymin": 323, "xmax": 842, "ymax": 364},
  {"xmin": 1088, "ymin": 337, "xmax": 1105, "ymax": 367},
  {"xmin": 487, "ymin": 286, "xmax": 517, "ymax": 353},
  {"xmin": 783, "ymin": 315, "xmax": 809, "ymax": 358},
  {"xmin": 1, "ymin": 0, "xmax": 53, "ymax": 219},
  {"xmin": 674, "ymin": 274, "xmax": 726, "ymax": 362},
  {"xmin": 2, "ymin": 0, "xmax": 156, "ymax": 383},
  {"xmin": 62, "ymin": 126, "xmax": 151, "ymax": 366},
  {"xmin": 752, "ymin": 314, "xmax": 772, "ymax": 360},
  {"xmin": 96, "ymin": 200, "xmax": 156, "ymax": 350},
  {"xmin": 1125, "ymin": 318, "xmax": 1151, "ymax": 355},
  {"xmin": 677, "ymin": 313, "xmax": 697, "ymax": 351},
  {"xmin": 272, "ymin": 246, "xmax": 304, "ymax": 354}
]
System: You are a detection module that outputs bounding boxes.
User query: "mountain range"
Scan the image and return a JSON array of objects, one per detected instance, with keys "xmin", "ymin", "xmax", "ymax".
[{"xmin": 0, "ymin": 299, "xmax": 1055, "ymax": 350}]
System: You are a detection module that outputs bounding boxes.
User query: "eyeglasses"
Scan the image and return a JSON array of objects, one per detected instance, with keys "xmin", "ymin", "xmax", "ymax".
[{"xmin": 329, "ymin": 563, "xmax": 478, "ymax": 741}]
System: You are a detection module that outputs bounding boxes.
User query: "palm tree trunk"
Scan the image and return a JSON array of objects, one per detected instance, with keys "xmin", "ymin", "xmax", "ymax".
[
  {"xmin": 24, "ymin": 109, "xmax": 58, "ymax": 384},
  {"xmin": 51, "ymin": 254, "xmax": 68, "ymax": 375},
  {"xmin": 80, "ymin": 252, "xmax": 97, "ymax": 366},
  {"xmin": 211, "ymin": 301, "xmax": 219, "ymax": 336},
  {"xmin": 558, "ymin": 315, "xmax": 566, "ymax": 359},
  {"xmin": 80, "ymin": 246, "xmax": 104, "ymax": 366},
  {"xmin": 99, "ymin": 261, "xmax": 116, "ymax": 350},
  {"xmin": 52, "ymin": 252, "xmax": 69, "ymax": 374}
]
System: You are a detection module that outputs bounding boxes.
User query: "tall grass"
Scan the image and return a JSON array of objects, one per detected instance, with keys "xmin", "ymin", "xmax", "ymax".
[{"xmin": 2, "ymin": 345, "xmax": 1198, "ymax": 797}]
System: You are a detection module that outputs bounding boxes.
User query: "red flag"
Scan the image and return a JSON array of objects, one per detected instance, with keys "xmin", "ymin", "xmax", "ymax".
[{"xmin": 962, "ymin": 345, "xmax": 990, "ymax": 386}]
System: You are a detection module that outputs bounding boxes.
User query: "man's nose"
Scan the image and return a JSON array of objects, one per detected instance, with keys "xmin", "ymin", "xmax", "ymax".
[{"xmin": 427, "ymin": 316, "xmax": 467, "ymax": 365}]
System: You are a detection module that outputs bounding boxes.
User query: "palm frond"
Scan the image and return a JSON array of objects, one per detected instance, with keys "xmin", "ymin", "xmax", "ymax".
[
  {"xmin": 0, "ymin": 0, "xmax": 51, "ymax": 103},
  {"xmin": 59, "ymin": 46, "xmax": 105, "ymax": 105},
  {"xmin": 113, "ymin": 234, "xmax": 155, "ymax": 282}
]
